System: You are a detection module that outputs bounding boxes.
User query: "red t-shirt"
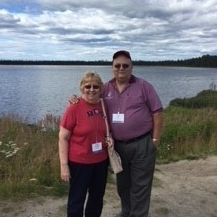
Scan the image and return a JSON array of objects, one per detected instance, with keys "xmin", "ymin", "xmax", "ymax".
[{"xmin": 60, "ymin": 98, "xmax": 108, "ymax": 164}]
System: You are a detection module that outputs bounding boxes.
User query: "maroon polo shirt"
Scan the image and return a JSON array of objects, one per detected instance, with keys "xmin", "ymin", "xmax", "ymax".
[{"xmin": 103, "ymin": 75, "xmax": 163, "ymax": 141}]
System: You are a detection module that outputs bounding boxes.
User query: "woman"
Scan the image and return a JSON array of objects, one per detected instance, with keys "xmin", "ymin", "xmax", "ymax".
[{"xmin": 58, "ymin": 71, "xmax": 113, "ymax": 217}]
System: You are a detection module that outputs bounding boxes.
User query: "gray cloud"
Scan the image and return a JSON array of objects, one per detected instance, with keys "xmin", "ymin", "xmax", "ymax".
[{"xmin": 0, "ymin": 0, "xmax": 217, "ymax": 60}]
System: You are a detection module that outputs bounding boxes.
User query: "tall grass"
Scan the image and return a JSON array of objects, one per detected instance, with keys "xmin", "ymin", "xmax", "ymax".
[
  {"xmin": 158, "ymin": 107, "xmax": 217, "ymax": 163},
  {"xmin": 0, "ymin": 89, "xmax": 217, "ymax": 198},
  {"xmin": 158, "ymin": 89, "xmax": 217, "ymax": 162},
  {"xmin": 0, "ymin": 114, "xmax": 66, "ymax": 198}
]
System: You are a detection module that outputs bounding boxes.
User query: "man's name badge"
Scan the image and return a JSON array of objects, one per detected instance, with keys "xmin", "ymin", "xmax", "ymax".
[
  {"xmin": 92, "ymin": 142, "xmax": 102, "ymax": 153},
  {"xmin": 112, "ymin": 113, "xmax": 124, "ymax": 123}
]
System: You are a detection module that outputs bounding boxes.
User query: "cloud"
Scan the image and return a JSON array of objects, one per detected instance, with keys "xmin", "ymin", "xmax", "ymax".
[{"xmin": 0, "ymin": 0, "xmax": 217, "ymax": 61}]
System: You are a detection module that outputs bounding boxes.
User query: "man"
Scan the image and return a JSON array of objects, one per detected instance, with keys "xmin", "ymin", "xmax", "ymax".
[
  {"xmin": 102, "ymin": 50, "xmax": 163, "ymax": 217},
  {"xmin": 70, "ymin": 50, "xmax": 163, "ymax": 217}
]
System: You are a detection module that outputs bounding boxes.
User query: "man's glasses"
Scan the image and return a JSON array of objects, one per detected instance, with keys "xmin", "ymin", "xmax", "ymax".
[
  {"xmin": 84, "ymin": 85, "xmax": 100, "ymax": 90},
  {"xmin": 114, "ymin": 64, "xmax": 129, "ymax": 69}
]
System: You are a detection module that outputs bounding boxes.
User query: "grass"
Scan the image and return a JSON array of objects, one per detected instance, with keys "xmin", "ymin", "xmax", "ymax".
[
  {"xmin": 157, "ymin": 106, "xmax": 217, "ymax": 163},
  {"xmin": 0, "ymin": 114, "xmax": 67, "ymax": 199},
  {"xmin": 157, "ymin": 89, "xmax": 217, "ymax": 163},
  {"xmin": 0, "ymin": 89, "xmax": 217, "ymax": 198}
]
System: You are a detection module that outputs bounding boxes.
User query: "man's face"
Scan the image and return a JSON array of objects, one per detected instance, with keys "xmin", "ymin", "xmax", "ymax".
[{"xmin": 112, "ymin": 55, "xmax": 133, "ymax": 83}]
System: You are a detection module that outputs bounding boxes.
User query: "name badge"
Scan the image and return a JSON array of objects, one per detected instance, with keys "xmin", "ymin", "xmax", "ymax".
[
  {"xmin": 112, "ymin": 113, "xmax": 124, "ymax": 123},
  {"xmin": 92, "ymin": 142, "xmax": 102, "ymax": 153}
]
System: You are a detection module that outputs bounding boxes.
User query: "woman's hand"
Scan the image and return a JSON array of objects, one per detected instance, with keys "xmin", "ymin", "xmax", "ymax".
[
  {"xmin": 60, "ymin": 164, "xmax": 71, "ymax": 182},
  {"xmin": 106, "ymin": 136, "xmax": 114, "ymax": 152}
]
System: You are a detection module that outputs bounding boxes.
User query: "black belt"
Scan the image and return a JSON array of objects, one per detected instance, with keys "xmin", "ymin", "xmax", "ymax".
[{"xmin": 115, "ymin": 132, "xmax": 150, "ymax": 144}]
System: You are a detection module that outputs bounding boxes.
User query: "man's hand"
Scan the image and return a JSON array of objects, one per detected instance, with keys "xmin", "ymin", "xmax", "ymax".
[
  {"xmin": 68, "ymin": 94, "xmax": 79, "ymax": 105},
  {"xmin": 152, "ymin": 138, "xmax": 159, "ymax": 150}
]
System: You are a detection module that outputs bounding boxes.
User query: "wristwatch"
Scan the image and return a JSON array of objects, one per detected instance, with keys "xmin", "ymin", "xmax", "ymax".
[{"xmin": 152, "ymin": 138, "xmax": 159, "ymax": 142}]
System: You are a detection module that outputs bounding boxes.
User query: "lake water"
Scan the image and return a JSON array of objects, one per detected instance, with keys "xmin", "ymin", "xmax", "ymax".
[{"xmin": 0, "ymin": 65, "xmax": 217, "ymax": 123}]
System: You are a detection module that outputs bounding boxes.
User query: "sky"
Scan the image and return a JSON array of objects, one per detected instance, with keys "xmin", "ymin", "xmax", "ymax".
[{"xmin": 0, "ymin": 0, "xmax": 217, "ymax": 61}]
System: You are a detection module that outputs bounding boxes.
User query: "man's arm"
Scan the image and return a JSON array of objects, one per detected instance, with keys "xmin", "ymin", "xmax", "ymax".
[{"xmin": 152, "ymin": 111, "xmax": 164, "ymax": 149}]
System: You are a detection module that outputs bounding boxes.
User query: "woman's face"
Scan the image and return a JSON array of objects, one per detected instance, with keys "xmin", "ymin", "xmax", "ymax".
[{"xmin": 81, "ymin": 80, "xmax": 102, "ymax": 103}]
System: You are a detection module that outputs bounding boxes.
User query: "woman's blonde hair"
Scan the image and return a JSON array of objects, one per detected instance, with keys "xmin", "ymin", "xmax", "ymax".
[{"xmin": 80, "ymin": 71, "xmax": 104, "ymax": 91}]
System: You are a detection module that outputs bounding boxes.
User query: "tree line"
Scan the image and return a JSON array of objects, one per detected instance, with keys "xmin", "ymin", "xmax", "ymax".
[{"xmin": 0, "ymin": 54, "xmax": 217, "ymax": 68}]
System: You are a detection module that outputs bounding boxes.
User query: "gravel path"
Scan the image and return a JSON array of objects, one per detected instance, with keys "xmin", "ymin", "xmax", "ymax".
[{"xmin": 1, "ymin": 156, "xmax": 217, "ymax": 217}]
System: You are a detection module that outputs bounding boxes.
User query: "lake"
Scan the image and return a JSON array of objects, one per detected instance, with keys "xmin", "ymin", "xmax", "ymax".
[{"xmin": 0, "ymin": 65, "xmax": 217, "ymax": 123}]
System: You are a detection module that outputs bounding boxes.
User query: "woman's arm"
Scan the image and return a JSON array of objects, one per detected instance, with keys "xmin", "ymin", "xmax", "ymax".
[{"xmin": 58, "ymin": 126, "xmax": 71, "ymax": 182}]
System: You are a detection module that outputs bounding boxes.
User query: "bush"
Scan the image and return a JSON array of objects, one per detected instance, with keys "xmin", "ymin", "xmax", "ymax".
[{"xmin": 169, "ymin": 89, "xmax": 217, "ymax": 109}]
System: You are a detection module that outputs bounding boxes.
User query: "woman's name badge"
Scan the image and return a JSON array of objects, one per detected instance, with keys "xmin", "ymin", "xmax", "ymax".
[
  {"xmin": 92, "ymin": 142, "xmax": 102, "ymax": 153},
  {"xmin": 112, "ymin": 113, "xmax": 124, "ymax": 123}
]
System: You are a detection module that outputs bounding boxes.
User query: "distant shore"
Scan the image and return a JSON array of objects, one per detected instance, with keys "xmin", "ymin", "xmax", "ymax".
[{"xmin": 0, "ymin": 54, "xmax": 217, "ymax": 67}]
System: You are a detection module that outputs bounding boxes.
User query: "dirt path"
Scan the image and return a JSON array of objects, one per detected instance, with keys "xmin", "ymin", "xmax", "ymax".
[{"xmin": 1, "ymin": 156, "xmax": 217, "ymax": 217}]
